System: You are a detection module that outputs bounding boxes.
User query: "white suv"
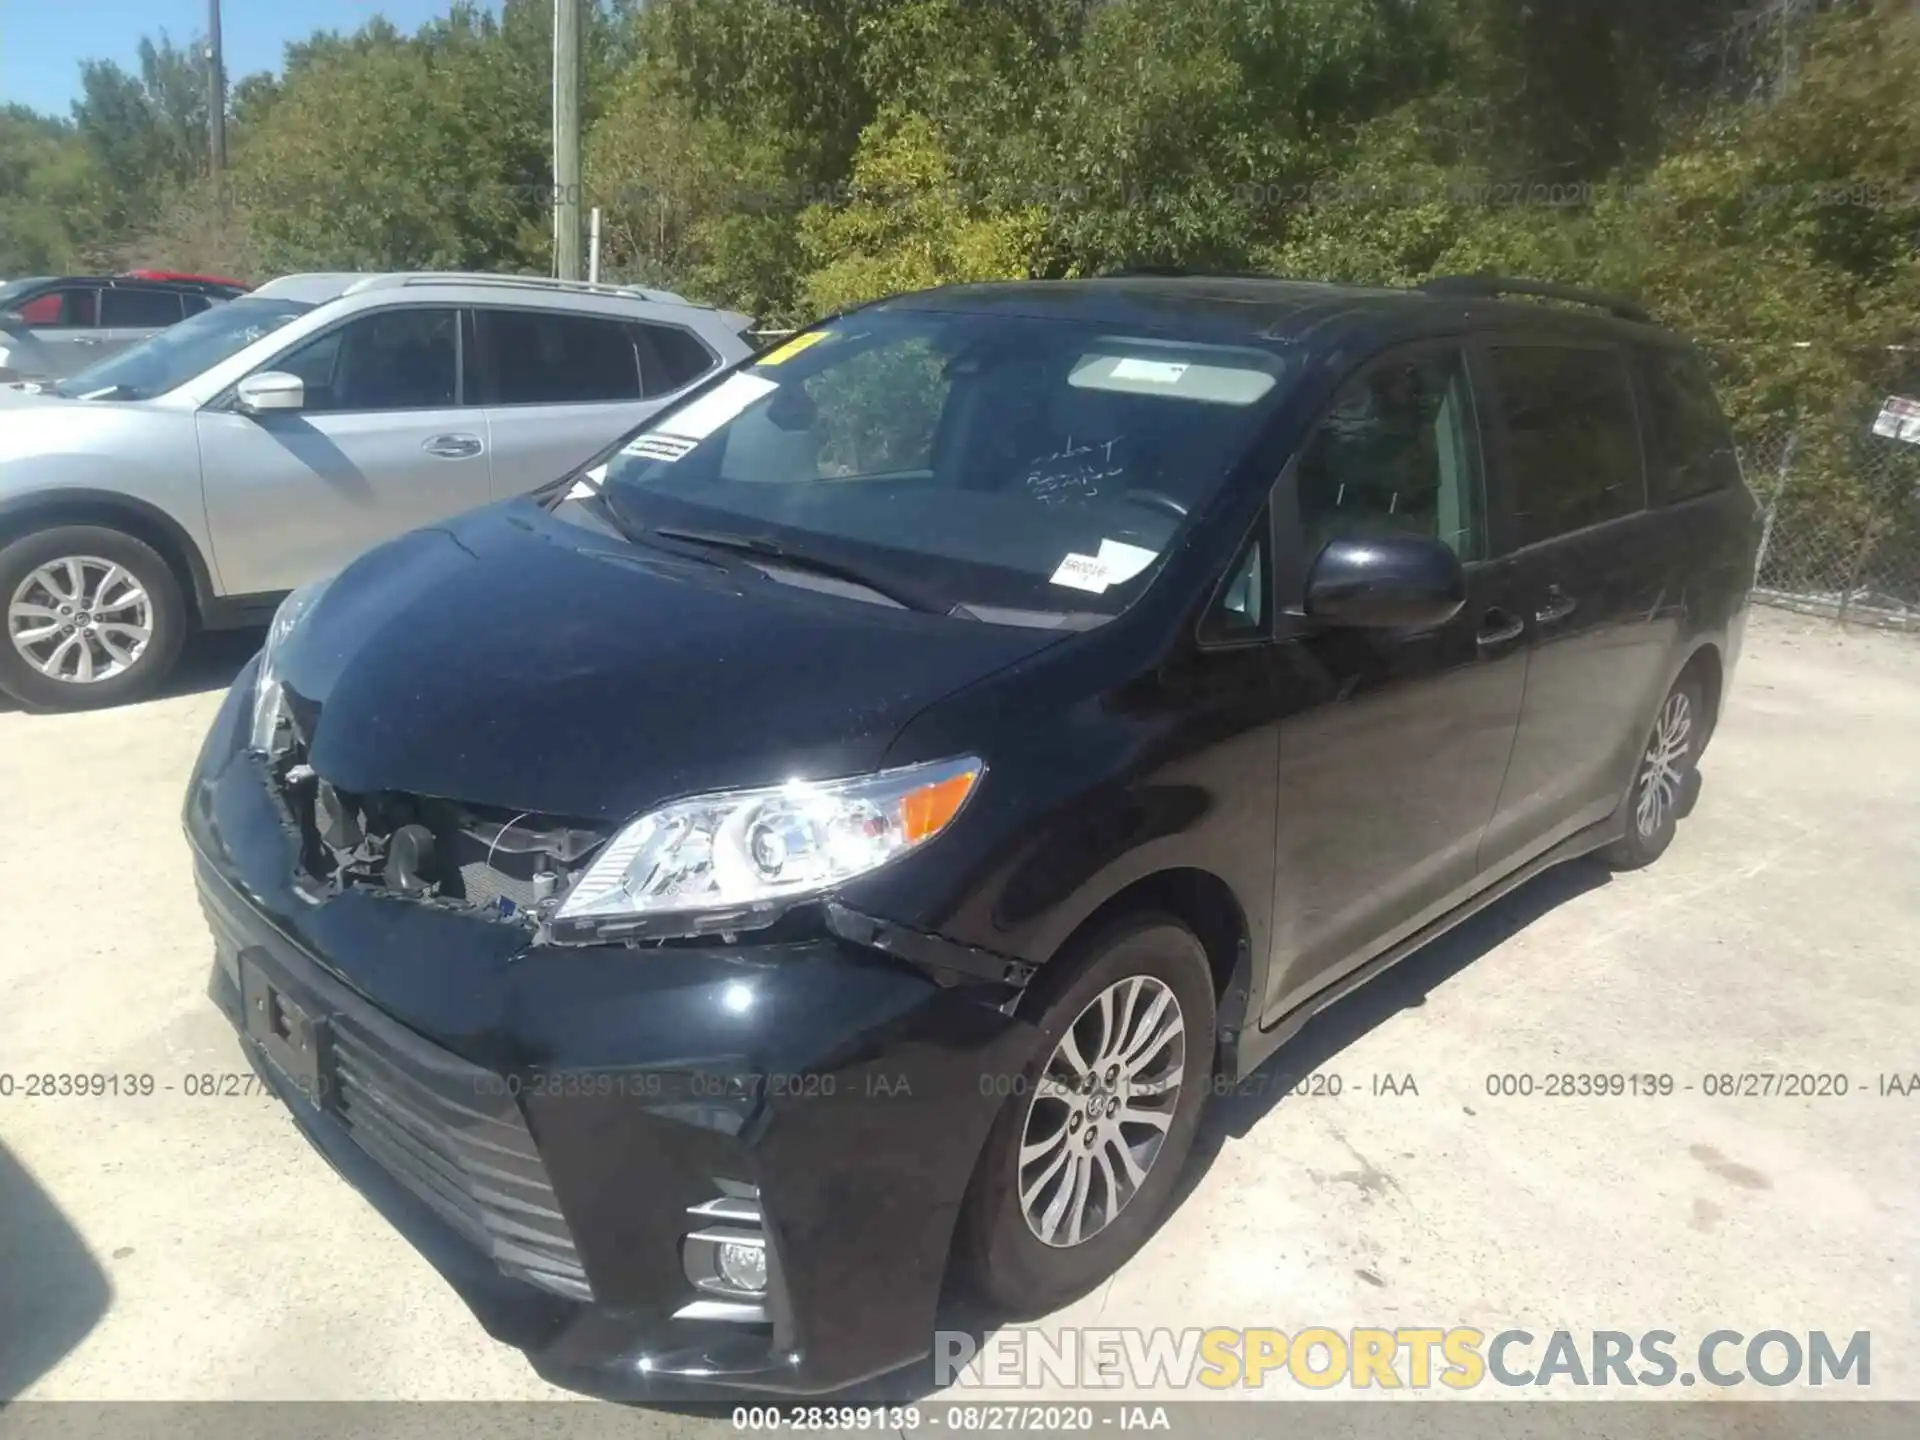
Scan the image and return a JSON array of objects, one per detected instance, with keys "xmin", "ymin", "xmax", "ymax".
[{"xmin": 0, "ymin": 272, "xmax": 755, "ymax": 709}]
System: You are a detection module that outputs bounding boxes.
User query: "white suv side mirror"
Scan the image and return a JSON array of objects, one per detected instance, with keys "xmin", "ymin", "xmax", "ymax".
[{"xmin": 236, "ymin": 371, "xmax": 305, "ymax": 414}]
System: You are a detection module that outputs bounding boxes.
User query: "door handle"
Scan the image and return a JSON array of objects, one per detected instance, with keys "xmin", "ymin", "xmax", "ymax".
[
  {"xmin": 72, "ymin": 337, "xmax": 104, "ymax": 346},
  {"xmin": 422, "ymin": 433, "xmax": 483, "ymax": 459},
  {"xmin": 1477, "ymin": 608, "xmax": 1525, "ymax": 648},
  {"xmin": 1535, "ymin": 586, "xmax": 1578, "ymax": 624}
]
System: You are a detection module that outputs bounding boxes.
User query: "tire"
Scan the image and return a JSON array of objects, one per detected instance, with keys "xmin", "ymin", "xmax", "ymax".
[
  {"xmin": 1599, "ymin": 673, "xmax": 1705, "ymax": 871},
  {"xmin": 956, "ymin": 913, "xmax": 1216, "ymax": 1315},
  {"xmin": 0, "ymin": 525, "xmax": 189, "ymax": 711}
]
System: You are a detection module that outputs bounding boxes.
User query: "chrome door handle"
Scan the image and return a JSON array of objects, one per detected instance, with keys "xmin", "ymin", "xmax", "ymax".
[
  {"xmin": 1478, "ymin": 608, "xmax": 1525, "ymax": 648},
  {"xmin": 71, "ymin": 337, "xmax": 104, "ymax": 346},
  {"xmin": 423, "ymin": 433, "xmax": 483, "ymax": 459},
  {"xmin": 1535, "ymin": 587, "xmax": 1577, "ymax": 624}
]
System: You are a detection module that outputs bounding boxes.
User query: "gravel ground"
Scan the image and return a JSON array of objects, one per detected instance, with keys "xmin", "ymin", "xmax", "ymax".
[{"xmin": 1, "ymin": 607, "xmax": 1914, "ymax": 1417}]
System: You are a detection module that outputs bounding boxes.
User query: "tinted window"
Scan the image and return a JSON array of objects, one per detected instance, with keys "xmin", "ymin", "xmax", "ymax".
[
  {"xmin": 1297, "ymin": 346, "xmax": 1487, "ymax": 560},
  {"xmin": 20, "ymin": 288, "xmax": 95, "ymax": 328},
  {"xmin": 100, "ymin": 287, "xmax": 185, "ymax": 327},
  {"xmin": 1491, "ymin": 344, "xmax": 1644, "ymax": 545},
  {"xmin": 181, "ymin": 293, "xmax": 212, "ymax": 316},
  {"xmin": 481, "ymin": 309, "xmax": 640, "ymax": 403},
  {"xmin": 637, "ymin": 323, "xmax": 716, "ymax": 395},
  {"xmin": 1639, "ymin": 347, "xmax": 1740, "ymax": 503},
  {"xmin": 273, "ymin": 308, "xmax": 459, "ymax": 412},
  {"xmin": 15, "ymin": 293, "xmax": 63, "ymax": 325}
]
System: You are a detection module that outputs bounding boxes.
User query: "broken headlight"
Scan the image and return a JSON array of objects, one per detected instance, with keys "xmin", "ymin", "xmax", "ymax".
[
  {"xmin": 249, "ymin": 578, "xmax": 330, "ymax": 756},
  {"xmin": 552, "ymin": 757, "xmax": 983, "ymax": 936}
]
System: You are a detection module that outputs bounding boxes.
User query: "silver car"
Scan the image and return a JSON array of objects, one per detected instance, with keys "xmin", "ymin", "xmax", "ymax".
[
  {"xmin": 0, "ymin": 272, "xmax": 754, "ymax": 709},
  {"xmin": 0, "ymin": 274, "xmax": 244, "ymax": 380}
]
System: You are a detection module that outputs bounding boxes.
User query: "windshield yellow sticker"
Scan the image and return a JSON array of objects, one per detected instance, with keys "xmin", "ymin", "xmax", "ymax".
[{"xmin": 756, "ymin": 330, "xmax": 831, "ymax": 366}]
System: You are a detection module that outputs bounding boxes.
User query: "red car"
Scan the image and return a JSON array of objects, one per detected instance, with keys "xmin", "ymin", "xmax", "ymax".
[{"xmin": 121, "ymin": 268, "xmax": 252, "ymax": 291}]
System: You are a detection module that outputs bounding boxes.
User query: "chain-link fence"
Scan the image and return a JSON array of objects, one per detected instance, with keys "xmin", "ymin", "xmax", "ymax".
[{"xmin": 1736, "ymin": 405, "xmax": 1920, "ymax": 632}]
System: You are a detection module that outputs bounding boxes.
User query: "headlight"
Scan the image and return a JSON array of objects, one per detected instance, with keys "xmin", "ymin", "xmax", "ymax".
[
  {"xmin": 249, "ymin": 579, "xmax": 330, "ymax": 755},
  {"xmin": 554, "ymin": 756, "xmax": 984, "ymax": 934}
]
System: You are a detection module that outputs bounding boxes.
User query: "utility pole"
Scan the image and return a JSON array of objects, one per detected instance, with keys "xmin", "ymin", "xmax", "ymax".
[
  {"xmin": 206, "ymin": 0, "xmax": 227, "ymax": 174},
  {"xmin": 552, "ymin": 0, "xmax": 582, "ymax": 279}
]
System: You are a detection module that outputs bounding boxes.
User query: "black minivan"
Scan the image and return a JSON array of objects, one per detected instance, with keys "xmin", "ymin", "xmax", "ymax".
[{"xmin": 187, "ymin": 274, "xmax": 1757, "ymax": 1395}]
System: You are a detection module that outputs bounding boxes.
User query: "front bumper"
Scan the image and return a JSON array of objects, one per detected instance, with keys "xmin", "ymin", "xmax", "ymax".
[{"xmin": 186, "ymin": 666, "xmax": 1034, "ymax": 1397}]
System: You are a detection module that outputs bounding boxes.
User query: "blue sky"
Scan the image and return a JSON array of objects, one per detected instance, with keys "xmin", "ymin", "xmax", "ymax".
[{"xmin": 1, "ymin": 0, "xmax": 464, "ymax": 119}]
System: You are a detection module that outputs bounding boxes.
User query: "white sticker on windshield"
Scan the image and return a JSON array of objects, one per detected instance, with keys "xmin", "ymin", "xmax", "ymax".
[
  {"xmin": 1050, "ymin": 554, "xmax": 1112, "ymax": 593},
  {"xmin": 1049, "ymin": 540, "xmax": 1162, "ymax": 594},
  {"xmin": 626, "ymin": 434, "xmax": 698, "ymax": 463},
  {"xmin": 1110, "ymin": 357, "xmax": 1189, "ymax": 385},
  {"xmin": 1095, "ymin": 538, "xmax": 1159, "ymax": 584},
  {"xmin": 656, "ymin": 372, "xmax": 779, "ymax": 441}
]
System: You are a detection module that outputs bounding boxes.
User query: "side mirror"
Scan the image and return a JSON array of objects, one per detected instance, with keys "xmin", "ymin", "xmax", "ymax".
[
  {"xmin": 236, "ymin": 371, "xmax": 305, "ymax": 414},
  {"xmin": 1305, "ymin": 534, "xmax": 1466, "ymax": 630}
]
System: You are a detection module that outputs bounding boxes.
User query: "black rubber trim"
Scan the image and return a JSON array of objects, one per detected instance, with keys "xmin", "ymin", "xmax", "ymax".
[{"xmin": 824, "ymin": 903, "xmax": 1035, "ymax": 989}]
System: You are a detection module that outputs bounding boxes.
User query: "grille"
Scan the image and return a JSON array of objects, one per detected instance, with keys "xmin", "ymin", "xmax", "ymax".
[{"xmin": 327, "ymin": 1010, "xmax": 592, "ymax": 1302}]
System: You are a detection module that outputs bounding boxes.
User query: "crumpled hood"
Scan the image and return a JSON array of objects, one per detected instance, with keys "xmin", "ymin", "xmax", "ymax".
[{"xmin": 280, "ymin": 499, "xmax": 1064, "ymax": 822}]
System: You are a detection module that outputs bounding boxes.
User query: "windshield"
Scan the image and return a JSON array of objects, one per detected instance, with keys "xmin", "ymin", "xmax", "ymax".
[
  {"xmin": 601, "ymin": 310, "xmax": 1293, "ymax": 620},
  {"xmin": 51, "ymin": 296, "xmax": 315, "ymax": 400}
]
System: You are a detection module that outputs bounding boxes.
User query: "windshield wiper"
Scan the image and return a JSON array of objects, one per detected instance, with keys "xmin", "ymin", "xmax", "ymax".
[
  {"xmin": 56, "ymin": 382, "xmax": 139, "ymax": 401},
  {"xmin": 649, "ymin": 526, "xmax": 934, "ymax": 612}
]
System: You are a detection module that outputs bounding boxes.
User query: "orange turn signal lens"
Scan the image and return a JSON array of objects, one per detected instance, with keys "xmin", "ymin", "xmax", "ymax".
[{"xmin": 901, "ymin": 768, "xmax": 979, "ymax": 844}]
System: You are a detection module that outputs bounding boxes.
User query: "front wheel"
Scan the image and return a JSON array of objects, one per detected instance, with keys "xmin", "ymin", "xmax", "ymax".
[
  {"xmin": 0, "ymin": 525, "xmax": 188, "ymax": 710},
  {"xmin": 956, "ymin": 914, "xmax": 1215, "ymax": 1314},
  {"xmin": 1600, "ymin": 675, "xmax": 1704, "ymax": 870}
]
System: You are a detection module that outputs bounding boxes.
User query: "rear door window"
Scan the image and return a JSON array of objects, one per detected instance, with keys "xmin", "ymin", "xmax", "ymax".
[
  {"xmin": 101, "ymin": 287, "xmax": 186, "ymax": 327},
  {"xmin": 477, "ymin": 309, "xmax": 642, "ymax": 404},
  {"xmin": 1489, "ymin": 343, "xmax": 1644, "ymax": 546},
  {"xmin": 1638, "ymin": 347, "xmax": 1741, "ymax": 503}
]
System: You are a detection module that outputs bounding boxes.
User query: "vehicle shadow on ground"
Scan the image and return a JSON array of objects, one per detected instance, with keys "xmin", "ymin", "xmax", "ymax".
[
  {"xmin": 0, "ymin": 1139, "xmax": 113, "ymax": 1399},
  {"xmin": 0, "ymin": 627, "xmax": 260, "ymax": 715},
  {"xmin": 637, "ymin": 854, "xmax": 1615, "ymax": 1413}
]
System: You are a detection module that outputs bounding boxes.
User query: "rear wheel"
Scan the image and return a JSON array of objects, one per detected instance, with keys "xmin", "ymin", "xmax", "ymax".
[
  {"xmin": 1600, "ymin": 675, "xmax": 1704, "ymax": 870},
  {"xmin": 956, "ymin": 914, "xmax": 1215, "ymax": 1314},
  {"xmin": 0, "ymin": 525, "xmax": 188, "ymax": 710}
]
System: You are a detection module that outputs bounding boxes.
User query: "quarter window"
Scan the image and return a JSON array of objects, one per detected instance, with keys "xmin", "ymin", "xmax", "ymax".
[
  {"xmin": 1296, "ymin": 346, "xmax": 1486, "ymax": 561},
  {"xmin": 1201, "ymin": 528, "xmax": 1268, "ymax": 641},
  {"xmin": 636, "ymin": 323, "xmax": 716, "ymax": 395},
  {"xmin": 1638, "ymin": 347, "xmax": 1740, "ymax": 503},
  {"xmin": 1490, "ymin": 344, "xmax": 1644, "ymax": 544},
  {"xmin": 269, "ymin": 308, "xmax": 460, "ymax": 413},
  {"xmin": 479, "ymin": 309, "xmax": 642, "ymax": 404}
]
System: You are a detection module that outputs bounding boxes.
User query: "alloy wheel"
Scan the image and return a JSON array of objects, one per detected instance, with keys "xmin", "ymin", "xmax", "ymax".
[
  {"xmin": 6, "ymin": 555, "xmax": 154, "ymax": 684},
  {"xmin": 1634, "ymin": 689, "xmax": 1693, "ymax": 837},
  {"xmin": 1018, "ymin": 974, "xmax": 1186, "ymax": 1248}
]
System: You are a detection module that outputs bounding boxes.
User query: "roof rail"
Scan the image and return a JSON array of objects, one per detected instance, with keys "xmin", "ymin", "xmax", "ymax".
[
  {"xmin": 1100, "ymin": 266, "xmax": 1287, "ymax": 281},
  {"xmin": 1419, "ymin": 274, "xmax": 1650, "ymax": 324},
  {"xmin": 344, "ymin": 272, "xmax": 702, "ymax": 307}
]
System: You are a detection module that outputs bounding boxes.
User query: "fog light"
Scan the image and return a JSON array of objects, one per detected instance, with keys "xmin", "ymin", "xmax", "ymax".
[{"xmin": 717, "ymin": 1239, "xmax": 767, "ymax": 1293}]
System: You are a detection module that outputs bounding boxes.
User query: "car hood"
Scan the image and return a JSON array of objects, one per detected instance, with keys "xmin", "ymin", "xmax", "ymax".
[
  {"xmin": 279, "ymin": 499, "xmax": 1067, "ymax": 822},
  {"xmin": 0, "ymin": 389, "xmax": 171, "ymax": 455}
]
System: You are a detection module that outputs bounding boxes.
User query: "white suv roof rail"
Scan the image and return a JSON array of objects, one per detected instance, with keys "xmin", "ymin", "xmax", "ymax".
[{"xmin": 342, "ymin": 271, "xmax": 703, "ymax": 307}]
